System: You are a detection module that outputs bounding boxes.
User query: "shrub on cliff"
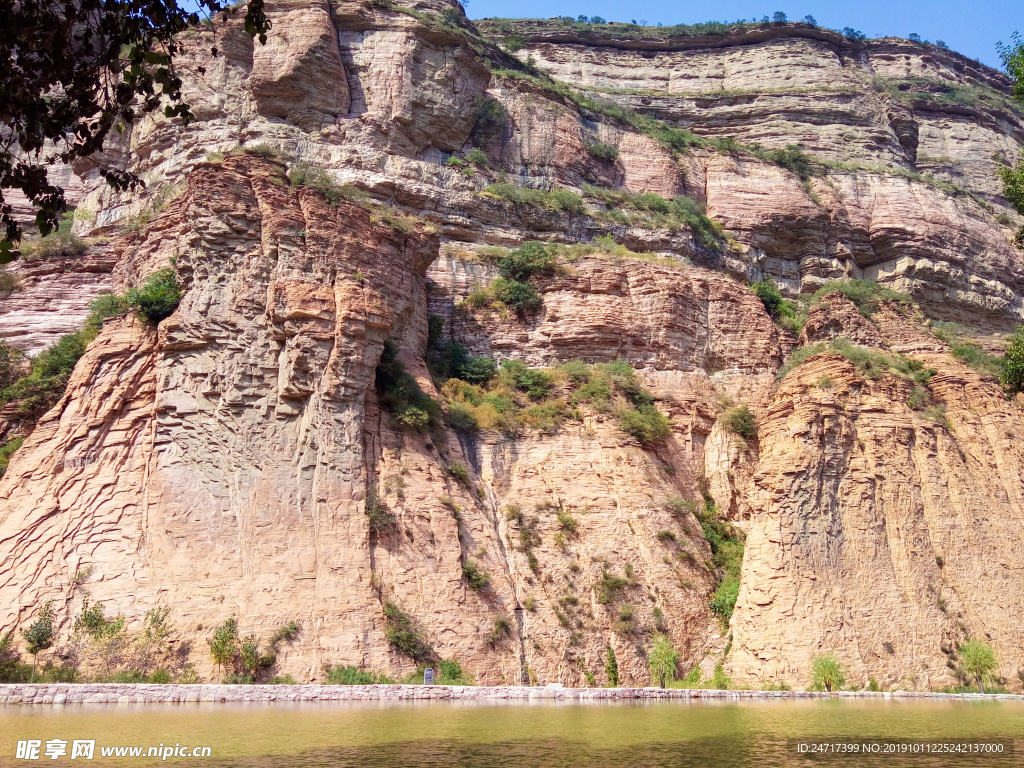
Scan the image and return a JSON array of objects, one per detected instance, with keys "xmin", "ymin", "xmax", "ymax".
[
  {"xmin": 122, "ymin": 268, "xmax": 182, "ymax": 324},
  {"xmin": 586, "ymin": 141, "xmax": 620, "ymax": 162},
  {"xmin": 365, "ymin": 488, "xmax": 396, "ymax": 532},
  {"xmin": 287, "ymin": 161, "xmax": 362, "ymax": 207},
  {"xmin": 499, "ymin": 360, "xmax": 554, "ymax": 399},
  {"xmin": 582, "ymin": 186, "xmax": 723, "ymax": 250},
  {"xmin": 0, "ymin": 437, "xmax": 25, "ymax": 479},
  {"xmin": 618, "ymin": 404, "xmax": 671, "ymax": 444},
  {"xmin": 751, "ymin": 279, "xmax": 801, "ymax": 331},
  {"xmin": 21, "ymin": 230, "xmax": 88, "ymax": 261},
  {"xmin": 932, "ymin": 322, "xmax": 1005, "ymax": 379},
  {"xmin": 999, "ymin": 150, "xmax": 1024, "ymax": 249},
  {"xmin": 481, "ymin": 183, "xmax": 584, "ymax": 213},
  {"xmin": 375, "ymin": 340, "xmax": 440, "ymax": 431},
  {"xmin": 461, "ymin": 560, "xmax": 490, "ymax": 591},
  {"xmin": 997, "ymin": 32, "xmax": 1024, "ymax": 108},
  {"xmin": 698, "ymin": 492, "xmax": 745, "ymax": 625},
  {"xmin": 383, "ymin": 603, "xmax": 436, "ymax": 663},
  {"xmin": 810, "ymin": 278, "xmax": 910, "ymax": 317},
  {"xmin": 721, "ymin": 404, "xmax": 757, "ymax": 439},
  {"xmin": 1002, "ymin": 326, "xmax": 1024, "ymax": 395},
  {"xmin": 490, "ymin": 241, "xmax": 558, "ymax": 282}
]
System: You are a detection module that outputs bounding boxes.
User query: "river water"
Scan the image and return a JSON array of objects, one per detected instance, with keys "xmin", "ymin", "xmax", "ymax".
[{"xmin": 2, "ymin": 698, "xmax": 1022, "ymax": 767}]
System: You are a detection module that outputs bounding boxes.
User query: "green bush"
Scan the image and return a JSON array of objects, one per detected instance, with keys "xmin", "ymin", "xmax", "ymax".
[
  {"xmin": 721, "ymin": 405, "xmax": 757, "ymax": 439},
  {"xmin": 582, "ymin": 185, "xmax": 723, "ymax": 250},
  {"xmin": 586, "ymin": 141, "xmax": 620, "ymax": 161},
  {"xmin": 707, "ymin": 663, "xmax": 731, "ymax": 690},
  {"xmin": 482, "ymin": 183, "xmax": 585, "ymax": 213},
  {"xmin": 810, "ymin": 279, "xmax": 911, "ymax": 317},
  {"xmin": 122, "ymin": 268, "xmax": 182, "ymax": 324},
  {"xmin": 618, "ymin": 404, "xmax": 671, "ymax": 444},
  {"xmin": 486, "ymin": 616, "xmax": 512, "ymax": 646},
  {"xmin": 810, "ymin": 653, "xmax": 846, "ymax": 692},
  {"xmin": 472, "ymin": 98, "xmax": 509, "ymax": 141},
  {"xmin": 376, "ymin": 340, "xmax": 440, "ymax": 430},
  {"xmin": 1001, "ymin": 325, "xmax": 1024, "ymax": 395},
  {"xmin": 465, "ymin": 148, "xmax": 489, "ymax": 167},
  {"xmin": 22, "ymin": 230, "xmax": 88, "ymax": 261},
  {"xmin": 0, "ymin": 631, "xmax": 21, "ymax": 682},
  {"xmin": 596, "ymin": 569, "xmax": 633, "ymax": 604},
  {"xmin": 383, "ymin": 603, "xmax": 435, "ymax": 663},
  {"xmin": 648, "ymin": 633, "xmax": 678, "ymax": 688},
  {"xmin": 748, "ymin": 144, "xmax": 815, "ymax": 180},
  {"xmin": 0, "ymin": 437, "xmax": 25, "ymax": 478},
  {"xmin": 959, "ymin": 639, "xmax": 998, "ymax": 693},
  {"xmin": 932, "ymin": 323, "xmax": 1005, "ymax": 379},
  {"xmin": 245, "ymin": 143, "xmax": 285, "ymax": 160},
  {"xmin": 490, "ymin": 240, "xmax": 558, "ymax": 282},
  {"xmin": 605, "ymin": 645, "xmax": 619, "ymax": 687},
  {"xmin": 751, "ymin": 279, "xmax": 800, "ymax": 330},
  {"xmin": 365, "ymin": 488, "xmax": 395, "ymax": 532},
  {"xmin": 461, "ymin": 560, "xmax": 490, "ymax": 591},
  {"xmin": 697, "ymin": 494, "xmax": 744, "ymax": 624},
  {"xmin": 491, "ymin": 278, "xmax": 542, "ymax": 315},
  {"xmin": 445, "ymin": 460, "xmax": 471, "ymax": 487},
  {"xmin": 287, "ymin": 161, "xmax": 364, "ymax": 206},
  {"xmin": 428, "ymin": 331, "xmax": 497, "ymax": 385},
  {"xmin": 437, "ymin": 658, "xmax": 470, "ymax": 685},
  {"xmin": 324, "ymin": 664, "xmax": 395, "ymax": 685},
  {"xmin": 499, "ymin": 360, "xmax": 553, "ymax": 399}
]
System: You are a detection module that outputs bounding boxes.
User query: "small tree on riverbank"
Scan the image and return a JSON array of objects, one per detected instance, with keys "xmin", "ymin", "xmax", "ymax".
[
  {"xmin": 959, "ymin": 639, "xmax": 997, "ymax": 693},
  {"xmin": 810, "ymin": 653, "xmax": 846, "ymax": 692},
  {"xmin": 209, "ymin": 618, "xmax": 240, "ymax": 683},
  {"xmin": 648, "ymin": 634, "xmax": 678, "ymax": 688},
  {"xmin": 22, "ymin": 602, "xmax": 54, "ymax": 681}
]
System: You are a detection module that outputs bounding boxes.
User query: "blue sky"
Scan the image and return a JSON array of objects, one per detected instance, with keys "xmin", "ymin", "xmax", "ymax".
[{"xmin": 465, "ymin": 0, "xmax": 1018, "ymax": 69}]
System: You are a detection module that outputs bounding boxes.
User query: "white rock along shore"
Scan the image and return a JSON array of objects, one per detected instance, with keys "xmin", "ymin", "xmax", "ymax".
[{"xmin": 2, "ymin": 684, "xmax": 1023, "ymax": 706}]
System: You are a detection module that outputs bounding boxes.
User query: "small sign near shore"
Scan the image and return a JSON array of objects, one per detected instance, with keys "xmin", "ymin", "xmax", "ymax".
[{"xmin": 424, "ymin": 668, "xmax": 434, "ymax": 685}]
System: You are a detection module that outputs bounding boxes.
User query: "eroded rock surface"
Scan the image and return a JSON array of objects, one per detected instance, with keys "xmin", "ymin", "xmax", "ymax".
[{"xmin": 2, "ymin": 7, "xmax": 1024, "ymax": 690}]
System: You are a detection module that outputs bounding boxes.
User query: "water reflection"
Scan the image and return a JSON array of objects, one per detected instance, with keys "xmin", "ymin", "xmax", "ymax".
[{"xmin": 2, "ymin": 698, "xmax": 1021, "ymax": 767}]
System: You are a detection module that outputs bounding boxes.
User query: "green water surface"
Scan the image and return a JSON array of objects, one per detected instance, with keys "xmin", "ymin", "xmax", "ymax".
[{"xmin": 2, "ymin": 698, "xmax": 1022, "ymax": 767}]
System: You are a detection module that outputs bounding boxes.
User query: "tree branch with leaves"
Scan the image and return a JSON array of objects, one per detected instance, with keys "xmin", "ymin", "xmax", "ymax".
[{"xmin": 0, "ymin": 0, "xmax": 273, "ymax": 261}]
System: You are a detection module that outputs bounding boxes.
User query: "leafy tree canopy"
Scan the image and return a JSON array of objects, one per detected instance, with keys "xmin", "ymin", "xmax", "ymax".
[
  {"xmin": 0, "ymin": 0, "xmax": 272, "ymax": 261},
  {"xmin": 997, "ymin": 32, "xmax": 1024, "ymax": 107}
]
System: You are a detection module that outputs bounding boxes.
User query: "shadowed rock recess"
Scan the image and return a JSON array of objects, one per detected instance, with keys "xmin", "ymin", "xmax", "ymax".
[{"xmin": 1, "ymin": 2, "xmax": 1023, "ymax": 691}]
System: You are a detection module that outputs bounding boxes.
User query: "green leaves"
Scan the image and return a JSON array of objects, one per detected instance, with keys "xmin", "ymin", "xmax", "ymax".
[
  {"xmin": 22, "ymin": 602, "xmax": 55, "ymax": 656},
  {"xmin": 997, "ymin": 32, "xmax": 1024, "ymax": 108},
  {"xmin": 1, "ymin": 1, "xmax": 273, "ymax": 254}
]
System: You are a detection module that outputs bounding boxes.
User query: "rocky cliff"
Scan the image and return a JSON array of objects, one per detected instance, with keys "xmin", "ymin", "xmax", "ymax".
[{"xmin": 1, "ymin": 3, "xmax": 1022, "ymax": 690}]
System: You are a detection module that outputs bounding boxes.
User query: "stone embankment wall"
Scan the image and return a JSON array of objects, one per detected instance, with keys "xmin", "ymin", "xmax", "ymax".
[{"xmin": 2, "ymin": 684, "xmax": 1021, "ymax": 706}]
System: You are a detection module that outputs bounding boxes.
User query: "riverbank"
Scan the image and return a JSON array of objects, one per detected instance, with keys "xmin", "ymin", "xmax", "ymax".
[{"xmin": 3, "ymin": 683, "xmax": 1023, "ymax": 706}]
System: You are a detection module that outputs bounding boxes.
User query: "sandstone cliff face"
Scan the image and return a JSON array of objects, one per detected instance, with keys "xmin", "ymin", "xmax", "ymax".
[
  {"xmin": 728, "ymin": 299, "xmax": 1024, "ymax": 689},
  {"xmin": 3, "ymin": 5, "xmax": 1024, "ymax": 690},
  {"xmin": 0, "ymin": 156, "xmax": 730, "ymax": 685}
]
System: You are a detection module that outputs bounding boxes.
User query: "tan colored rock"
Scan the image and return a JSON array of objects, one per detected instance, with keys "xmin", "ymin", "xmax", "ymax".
[
  {"xmin": 728, "ymin": 334, "xmax": 1024, "ymax": 689},
  {"xmin": 0, "ymin": 156, "xmax": 723, "ymax": 686},
  {"xmin": 0, "ymin": 253, "xmax": 115, "ymax": 355},
  {"xmin": 250, "ymin": 0, "xmax": 350, "ymax": 131},
  {"xmin": 798, "ymin": 293, "xmax": 885, "ymax": 348}
]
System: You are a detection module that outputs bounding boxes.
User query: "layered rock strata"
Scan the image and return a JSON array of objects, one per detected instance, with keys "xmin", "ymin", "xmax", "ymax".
[{"xmin": 1, "ymin": 3, "xmax": 1024, "ymax": 690}]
